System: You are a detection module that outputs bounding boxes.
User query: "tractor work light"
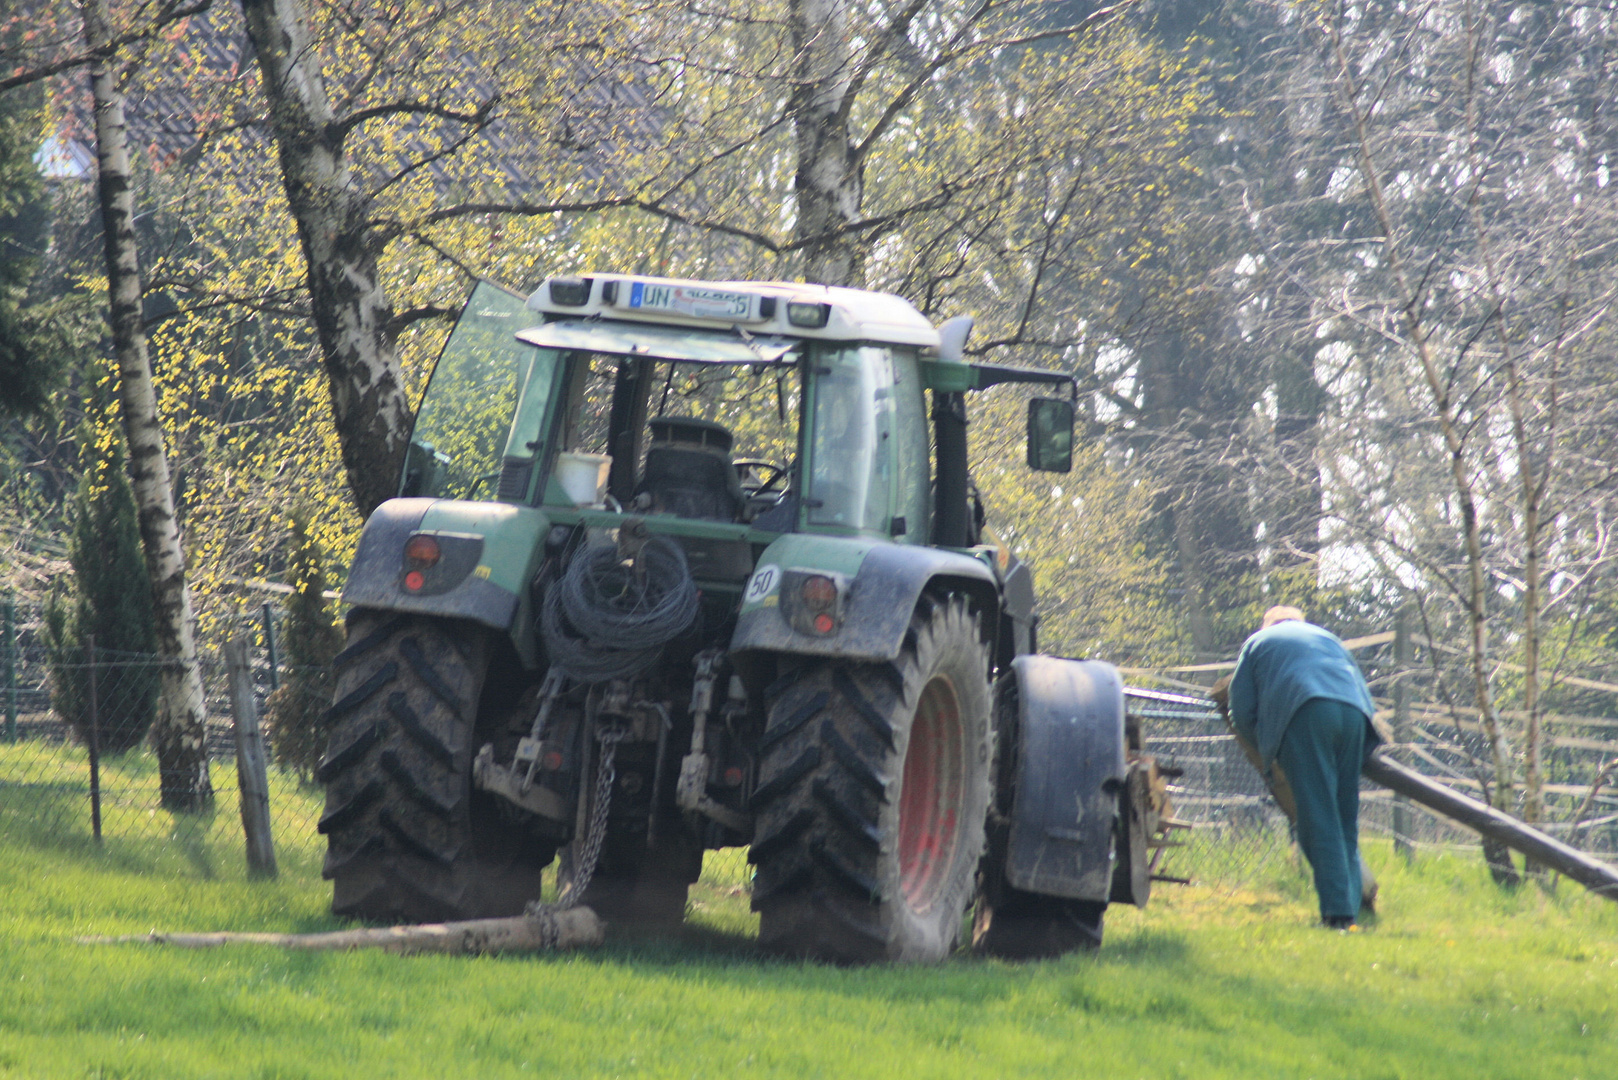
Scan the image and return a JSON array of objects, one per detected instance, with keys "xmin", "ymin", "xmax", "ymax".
[
  {"xmin": 786, "ymin": 301, "xmax": 831, "ymax": 329},
  {"xmin": 548, "ymin": 277, "xmax": 593, "ymax": 305}
]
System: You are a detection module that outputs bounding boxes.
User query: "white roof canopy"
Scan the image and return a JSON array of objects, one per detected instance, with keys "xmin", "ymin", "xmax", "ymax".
[
  {"xmin": 527, "ymin": 273, "xmax": 941, "ymax": 348},
  {"xmin": 515, "ymin": 320, "xmax": 799, "ymax": 364}
]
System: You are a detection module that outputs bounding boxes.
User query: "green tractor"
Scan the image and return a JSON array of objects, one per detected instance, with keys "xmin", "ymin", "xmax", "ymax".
[{"xmin": 321, "ymin": 274, "xmax": 1160, "ymax": 962}]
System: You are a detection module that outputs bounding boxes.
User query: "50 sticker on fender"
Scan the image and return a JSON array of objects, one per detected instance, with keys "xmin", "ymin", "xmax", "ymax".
[{"xmin": 745, "ymin": 564, "xmax": 781, "ymax": 604}]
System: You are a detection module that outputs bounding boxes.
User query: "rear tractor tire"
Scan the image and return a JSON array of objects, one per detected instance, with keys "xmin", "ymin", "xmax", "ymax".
[
  {"xmin": 318, "ymin": 612, "xmax": 547, "ymax": 923},
  {"xmin": 749, "ymin": 593, "xmax": 992, "ymax": 963}
]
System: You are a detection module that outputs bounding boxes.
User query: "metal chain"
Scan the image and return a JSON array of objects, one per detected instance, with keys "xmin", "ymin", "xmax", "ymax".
[
  {"xmin": 558, "ymin": 725, "xmax": 629, "ymax": 909},
  {"xmin": 521, "ymin": 900, "xmax": 561, "ymax": 948}
]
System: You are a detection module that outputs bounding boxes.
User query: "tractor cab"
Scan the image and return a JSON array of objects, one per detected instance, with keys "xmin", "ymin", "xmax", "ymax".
[{"xmin": 397, "ymin": 276, "xmax": 1073, "ymax": 553}]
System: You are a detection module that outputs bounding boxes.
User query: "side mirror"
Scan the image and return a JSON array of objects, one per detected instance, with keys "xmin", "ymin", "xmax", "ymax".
[{"xmin": 1026, "ymin": 398, "xmax": 1073, "ymax": 473}]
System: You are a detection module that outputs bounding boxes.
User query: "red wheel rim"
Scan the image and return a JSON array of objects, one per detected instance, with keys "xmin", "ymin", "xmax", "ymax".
[{"xmin": 898, "ymin": 675, "xmax": 965, "ymax": 913}]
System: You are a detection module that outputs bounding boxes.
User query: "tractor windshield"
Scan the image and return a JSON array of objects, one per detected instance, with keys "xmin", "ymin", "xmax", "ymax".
[
  {"xmin": 400, "ymin": 281, "xmax": 558, "ymax": 501},
  {"xmin": 548, "ymin": 352, "xmax": 801, "ymax": 527}
]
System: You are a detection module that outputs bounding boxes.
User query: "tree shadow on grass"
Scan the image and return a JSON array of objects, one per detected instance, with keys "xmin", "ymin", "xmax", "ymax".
[
  {"xmin": 546, "ymin": 910, "xmax": 1201, "ymax": 1014},
  {"xmin": 0, "ymin": 783, "xmax": 226, "ymax": 880},
  {"xmin": 1086, "ymin": 925, "xmax": 1192, "ymax": 967},
  {"xmin": 594, "ymin": 919, "xmax": 761, "ymax": 964}
]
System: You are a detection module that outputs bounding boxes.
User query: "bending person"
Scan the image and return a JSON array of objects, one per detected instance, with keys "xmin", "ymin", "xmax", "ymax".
[{"xmin": 1226, "ymin": 606, "xmax": 1381, "ymax": 928}]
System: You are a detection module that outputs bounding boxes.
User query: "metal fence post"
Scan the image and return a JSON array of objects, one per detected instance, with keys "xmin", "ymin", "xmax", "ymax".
[
  {"xmin": 225, "ymin": 635, "xmax": 277, "ymax": 878},
  {"xmin": 261, "ymin": 602, "xmax": 279, "ymax": 692},
  {"xmin": 1392, "ymin": 606, "xmax": 1414, "ymax": 860},
  {"xmin": 3, "ymin": 594, "xmax": 15, "ymax": 743},
  {"xmin": 87, "ymin": 634, "xmax": 102, "ymax": 845}
]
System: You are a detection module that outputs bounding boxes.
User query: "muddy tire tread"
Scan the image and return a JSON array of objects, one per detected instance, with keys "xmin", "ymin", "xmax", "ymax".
[
  {"xmin": 750, "ymin": 594, "xmax": 992, "ymax": 963},
  {"xmin": 320, "ymin": 612, "xmax": 537, "ymax": 923}
]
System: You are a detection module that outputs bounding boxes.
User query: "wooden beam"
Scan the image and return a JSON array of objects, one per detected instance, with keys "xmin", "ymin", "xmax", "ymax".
[
  {"xmin": 79, "ymin": 907, "xmax": 605, "ymax": 954},
  {"xmin": 1363, "ymin": 752, "xmax": 1618, "ymax": 901}
]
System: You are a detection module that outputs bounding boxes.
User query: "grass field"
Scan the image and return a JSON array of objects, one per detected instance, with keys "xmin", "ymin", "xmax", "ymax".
[{"xmin": 0, "ymin": 787, "xmax": 1614, "ymax": 1079}]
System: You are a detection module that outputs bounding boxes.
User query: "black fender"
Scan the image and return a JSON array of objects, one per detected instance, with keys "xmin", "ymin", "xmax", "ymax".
[
  {"xmin": 1000, "ymin": 556, "xmax": 1036, "ymax": 661},
  {"xmin": 730, "ymin": 543, "xmax": 999, "ymax": 663},
  {"xmin": 341, "ymin": 498, "xmax": 522, "ymax": 632},
  {"xmin": 1001, "ymin": 655, "xmax": 1126, "ymax": 902}
]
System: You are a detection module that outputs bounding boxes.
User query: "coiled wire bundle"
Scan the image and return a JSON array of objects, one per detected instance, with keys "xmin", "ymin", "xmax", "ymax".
[{"xmin": 540, "ymin": 537, "xmax": 700, "ymax": 682}]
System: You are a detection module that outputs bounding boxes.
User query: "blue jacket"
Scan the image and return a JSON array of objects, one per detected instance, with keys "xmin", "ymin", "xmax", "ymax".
[{"xmin": 1227, "ymin": 620, "xmax": 1376, "ymax": 766}]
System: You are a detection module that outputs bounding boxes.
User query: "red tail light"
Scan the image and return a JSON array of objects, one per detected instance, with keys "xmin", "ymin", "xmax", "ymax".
[
  {"xmin": 800, "ymin": 574, "xmax": 838, "ymax": 610},
  {"xmin": 403, "ymin": 534, "xmax": 441, "ymax": 568}
]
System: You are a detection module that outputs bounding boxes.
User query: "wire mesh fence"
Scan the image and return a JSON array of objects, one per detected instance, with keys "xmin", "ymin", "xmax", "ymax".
[
  {"xmin": 1127, "ymin": 639, "xmax": 1618, "ymax": 890},
  {"xmin": 3, "ymin": 595, "xmax": 1615, "ymax": 906},
  {"xmin": 0, "ymin": 599, "xmax": 327, "ymax": 879}
]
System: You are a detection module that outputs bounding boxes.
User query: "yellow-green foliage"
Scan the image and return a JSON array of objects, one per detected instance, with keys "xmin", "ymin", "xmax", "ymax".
[
  {"xmin": 971, "ymin": 386, "xmax": 1186, "ymax": 666},
  {"xmin": 264, "ymin": 510, "xmax": 343, "ymax": 776},
  {"xmin": 11, "ymin": 5, "xmax": 1217, "ymax": 662},
  {"xmin": 37, "ymin": 2, "xmax": 612, "ymax": 639}
]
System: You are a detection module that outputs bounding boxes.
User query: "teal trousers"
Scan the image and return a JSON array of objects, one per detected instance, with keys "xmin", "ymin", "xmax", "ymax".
[{"xmin": 1275, "ymin": 698, "xmax": 1369, "ymax": 919}]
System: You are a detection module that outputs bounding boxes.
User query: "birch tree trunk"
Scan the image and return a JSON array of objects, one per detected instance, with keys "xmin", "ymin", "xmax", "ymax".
[
  {"xmin": 239, "ymin": 0, "xmax": 414, "ymax": 516},
  {"xmin": 1328, "ymin": 21, "xmax": 1519, "ymax": 883},
  {"xmin": 83, "ymin": 0, "xmax": 212, "ymax": 810},
  {"xmin": 789, "ymin": 0, "xmax": 861, "ymax": 286}
]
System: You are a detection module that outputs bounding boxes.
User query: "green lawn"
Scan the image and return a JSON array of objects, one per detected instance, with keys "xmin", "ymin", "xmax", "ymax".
[{"xmin": 0, "ymin": 793, "xmax": 1613, "ymax": 1079}]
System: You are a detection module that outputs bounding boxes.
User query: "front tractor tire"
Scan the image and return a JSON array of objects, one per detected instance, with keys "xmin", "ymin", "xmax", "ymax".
[
  {"xmin": 750, "ymin": 593, "xmax": 992, "ymax": 963},
  {"xmin": 972, "ymin": 674, "xmax": 1109, "ymax": 959},
  {"xmin": 972, "ymin": 860, "xmax": 1105, "ymax": 959},
  {"xmin": 318, "ymin": 612, "xmax": 546, "ymax": 923}
]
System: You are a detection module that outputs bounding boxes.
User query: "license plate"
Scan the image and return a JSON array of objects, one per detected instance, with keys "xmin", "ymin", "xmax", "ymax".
[{"xmin": 625, "ymin": 281, "xmax": 759, "ymax": 321}]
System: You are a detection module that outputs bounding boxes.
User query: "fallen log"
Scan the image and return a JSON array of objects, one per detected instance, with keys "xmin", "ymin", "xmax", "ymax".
[
  {"xmin": 1363, "ymin": 752, "xmax": 1618, "ymax": 901},
  {"xmin": 78, "ymin": 905, "xmax": 604, "ymax": 954}
]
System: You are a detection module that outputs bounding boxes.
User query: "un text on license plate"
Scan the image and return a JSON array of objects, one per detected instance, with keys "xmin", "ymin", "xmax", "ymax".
[{"xmin": 628, "ymin": 281, "xmax": 757, "ymax": 321}]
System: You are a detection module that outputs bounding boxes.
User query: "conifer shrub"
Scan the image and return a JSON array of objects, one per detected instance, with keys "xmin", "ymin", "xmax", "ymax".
[
  {"xmin": 42, "ymin": 401, "xmax": 159, "ymax": 754},
  {"xmin": 266, "ymin": 510, "xmax": 342, "ymax": 777}
]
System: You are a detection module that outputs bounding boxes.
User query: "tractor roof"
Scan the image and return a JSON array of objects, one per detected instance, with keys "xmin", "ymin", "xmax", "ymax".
[{"xmin": 527, "ymin": 273, "xmax": 940, "ymax": 348}]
